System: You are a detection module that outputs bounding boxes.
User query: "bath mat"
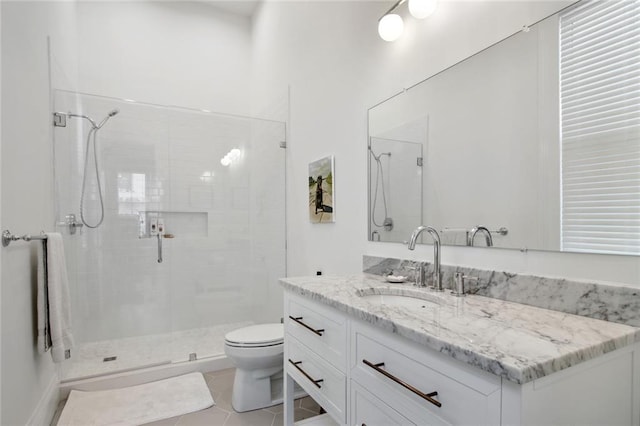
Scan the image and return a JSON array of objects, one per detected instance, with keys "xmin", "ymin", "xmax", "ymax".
[{"xmin": 57, "ymin": 372, "xmax": 214, "ymax": 426}]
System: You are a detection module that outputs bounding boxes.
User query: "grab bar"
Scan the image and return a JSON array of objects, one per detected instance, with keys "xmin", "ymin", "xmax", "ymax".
[{"xmin": 2, "ymin": 230, "xmax": 47, "ymax": 247}]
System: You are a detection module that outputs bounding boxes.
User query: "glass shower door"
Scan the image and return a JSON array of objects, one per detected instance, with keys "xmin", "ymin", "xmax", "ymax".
[
  {"xmin": 53, "ymin": 90, "xmax": 287, "ymax": 380},
  {"xmin": 163, "ymin": 107, "xmax": 286, "ymax": 362}
]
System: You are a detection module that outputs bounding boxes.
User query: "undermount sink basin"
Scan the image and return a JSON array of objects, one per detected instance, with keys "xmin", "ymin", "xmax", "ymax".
[{"xmin": 359, "ymin": 293, "xmax": 439, "ymax": 309}]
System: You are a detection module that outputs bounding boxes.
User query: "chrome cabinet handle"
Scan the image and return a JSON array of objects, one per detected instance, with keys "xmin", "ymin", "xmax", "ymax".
[
  {"xmin": 288, "ymin": 359, "xmax": 324, "ymax": 388},
  {"xmin": 363, "ymin": 359, "xmax": 441, "ymax": 408},
  {"xmin": 288, "ymin": 316, "xmax": 325, "ymax": 336}
]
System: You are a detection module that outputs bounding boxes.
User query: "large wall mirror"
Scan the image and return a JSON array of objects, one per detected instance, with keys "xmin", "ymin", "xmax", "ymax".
[{"xmin": 368, "ymin": 0, "xmax": 640, "ymax": 256}]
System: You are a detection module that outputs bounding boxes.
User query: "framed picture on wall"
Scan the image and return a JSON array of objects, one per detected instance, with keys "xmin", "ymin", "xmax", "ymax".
[{"xmin": 309, "ymin": 156, "xmax": 335, "ymax": 223}]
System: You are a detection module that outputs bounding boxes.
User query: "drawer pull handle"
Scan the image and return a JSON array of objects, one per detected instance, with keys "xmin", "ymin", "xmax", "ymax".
[
  {"xmin": 289, "ymin": 316, "xmax": 325, "ymax": 336},
  {"xmin": 288, "ymin": 359, "xmax": 324, "ymax": 388},
  {"xmin": 363, "ymin": 359, "xmax": 442, "ymax": 408}
]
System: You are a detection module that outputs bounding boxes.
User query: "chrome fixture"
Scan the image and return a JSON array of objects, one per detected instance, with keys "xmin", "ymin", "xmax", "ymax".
[
  {"xmin": 370, "ymin": 148, "xmax": 393, "ymax": 232},
  {"xmin": 56, "ymin": 109, "xmax": 119, "ymax": 130},
  {"xmin": 64, "ymin": 214, "xmax": 84, "ymax": 235},
  {"xmin": 53, "ymin": 109, "xmax": 119, "ymax": 229},
  {"xmin": 468, "ymin": 226, "xmax": 493, "ymax": 247},
  {"xmin": 371, "ymin": 230, "xmax": 381, "ymax": 241},
  {"xmin": 452, "ymin": 272, "xmax": 478, "ymax": 297},
  {"xmin": 157, "ymin": 233, "xmax": 163, "ymax": 263},
  {"xmin": 408, "ymin": 263, "xmax": 425, "ymax": 287},
  {"xmin": 407, "ymin": 226, "xmax": 442, "ymax": 291},
  {"xmin": 2, "ymin": 230, "xmax": 47, "ymax": 247}
]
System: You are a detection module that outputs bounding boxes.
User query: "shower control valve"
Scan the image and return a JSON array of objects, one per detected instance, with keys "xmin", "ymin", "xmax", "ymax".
[{"xmin": 63, "ymin": 214, "xmax": 83, "ymax": 235}]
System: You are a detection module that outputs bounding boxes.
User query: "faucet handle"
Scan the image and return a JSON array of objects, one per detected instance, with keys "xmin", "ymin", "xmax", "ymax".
[
  {"xmin": 452, "ymin": 272, "xmax": 478, "ymax": 297},
  {"xmin": 407, "ymin": 264, "xmax": 425, "ymax": 287}
]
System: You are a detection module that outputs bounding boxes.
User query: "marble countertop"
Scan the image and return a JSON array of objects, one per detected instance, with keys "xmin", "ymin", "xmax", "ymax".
[{"xmin": 280, "ymin": 274, "xmax": 640, "ymax": 384}]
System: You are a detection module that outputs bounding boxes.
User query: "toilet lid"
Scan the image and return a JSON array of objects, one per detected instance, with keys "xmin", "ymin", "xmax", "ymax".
[{"xmin": 225, "ymin": 323, "xmax": 284, "ymax": 346}]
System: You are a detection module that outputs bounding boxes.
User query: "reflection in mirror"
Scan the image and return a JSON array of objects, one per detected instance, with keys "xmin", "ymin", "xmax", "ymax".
[
  {"xmin": 367, "ymin": 0, "xmax": 640, "ymax": 256},
  {"xmin": 369, "ymin": 137, "xmax": 423, "ymax": 242}
]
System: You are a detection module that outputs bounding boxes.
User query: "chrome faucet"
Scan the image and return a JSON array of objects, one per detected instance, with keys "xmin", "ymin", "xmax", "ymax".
[
  {"xmin": 407, "ymin": 226, "xmax": 442, "ymax": 291},
  {"xmin": 468, "ymin": 226, "xmax": 493, "ymax": 247}
]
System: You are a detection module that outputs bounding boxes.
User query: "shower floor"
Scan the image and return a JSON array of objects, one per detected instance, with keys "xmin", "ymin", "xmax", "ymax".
[{"xmin": 60, "ymin": 321, "xmax": 253, "ymax": 381}]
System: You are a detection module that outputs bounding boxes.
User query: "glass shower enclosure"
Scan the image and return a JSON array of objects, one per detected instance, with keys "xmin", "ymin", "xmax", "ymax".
[{"xmin": 52, "ymin": 90, "xmax": 286, "ymax": 381}]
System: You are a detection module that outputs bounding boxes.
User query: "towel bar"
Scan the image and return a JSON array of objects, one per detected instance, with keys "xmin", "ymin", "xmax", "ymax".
[{"xmin": 2, "ymin": 230, "xmax": 47, "ymax": 247}]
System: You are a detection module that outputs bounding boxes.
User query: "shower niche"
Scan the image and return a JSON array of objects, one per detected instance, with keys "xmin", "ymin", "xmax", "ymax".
[{"xmin": 138, "ymin": 211, "xmax": 208, "ymax": 239}]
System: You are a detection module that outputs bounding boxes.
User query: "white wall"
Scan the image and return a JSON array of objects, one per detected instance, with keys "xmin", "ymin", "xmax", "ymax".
[
  {"xmin": 252, "ymin": 0, "xmax": 639, "ymax": 287},
  {"xmin": 75, "ymin": 1, "xmax": 253, "ymax": 115},
  {"xmin": 1, "ymin": 2, "xmax": 79, "ymax": 424}
]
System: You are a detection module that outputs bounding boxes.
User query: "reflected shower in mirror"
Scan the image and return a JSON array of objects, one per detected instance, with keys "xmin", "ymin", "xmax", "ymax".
[
  {"xmin": 369, "ymin": 137, "xmax": 423, "ymax": 243},
  {"xmin": 368, "ymin": 0, "xmax": 640, "ymax": 256}
]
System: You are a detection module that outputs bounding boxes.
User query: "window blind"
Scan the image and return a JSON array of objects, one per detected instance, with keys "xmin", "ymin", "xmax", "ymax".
[{"xmin": 560, "ymin": 0, "xmax": 640, "ymax": 255}]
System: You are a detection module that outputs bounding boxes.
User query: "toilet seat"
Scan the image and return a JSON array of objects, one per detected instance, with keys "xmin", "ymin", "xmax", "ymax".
[{"xmin": 224, "ymin": 323, "xmax": 284, "ymax": 348}]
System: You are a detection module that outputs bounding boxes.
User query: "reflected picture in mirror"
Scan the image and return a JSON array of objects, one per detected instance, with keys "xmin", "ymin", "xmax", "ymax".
[{"xmin": 368, "ymin": 0, "xmax": 640, "ymax": 256}]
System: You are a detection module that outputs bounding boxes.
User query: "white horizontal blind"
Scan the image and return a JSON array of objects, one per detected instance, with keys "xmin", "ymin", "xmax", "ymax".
[{"xmin": 560, "ymin": 0, "xmax": 640, "ymax": 255}]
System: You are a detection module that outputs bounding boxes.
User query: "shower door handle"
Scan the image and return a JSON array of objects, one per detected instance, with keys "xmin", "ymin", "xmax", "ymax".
[{"xmin": 157, "ymin": 233, "xmax": 163, "ymax": 263}]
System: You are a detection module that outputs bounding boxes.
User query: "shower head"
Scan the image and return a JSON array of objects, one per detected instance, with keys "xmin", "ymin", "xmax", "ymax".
[{"xmin": 96, "ymin": 109, "xmax": 120, "ymax": 128}]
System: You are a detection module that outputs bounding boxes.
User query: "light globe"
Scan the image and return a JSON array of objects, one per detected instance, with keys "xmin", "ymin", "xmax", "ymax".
[
  {"xmin": 378, "ymin": 14, "xmax": 404, "ymax": 42},
  {"xmin": 408, "ymin": 0, "xmax": 437, "ymax": 19}
]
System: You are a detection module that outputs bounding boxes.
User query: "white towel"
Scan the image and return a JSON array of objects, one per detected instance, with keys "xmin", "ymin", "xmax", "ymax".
[
  {"xmin": 37, "ymin": 232, "xmax": 74, "ymax": 362},
  {"xmin": 37, "ymin": 240, "xmax": 51, "ymax": 354}
]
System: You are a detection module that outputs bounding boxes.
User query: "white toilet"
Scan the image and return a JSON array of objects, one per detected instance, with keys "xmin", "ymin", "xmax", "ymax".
[{"xmin": 224, "ymin": 323, "xmax": 285, "ymax": 412}]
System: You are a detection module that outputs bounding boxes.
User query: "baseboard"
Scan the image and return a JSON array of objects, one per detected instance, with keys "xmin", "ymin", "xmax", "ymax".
[
  {"xmin": 59, "ymin": 354, "xmax": 234, "ymax": 399},
  {"xmin": 27, "ymin": 374, "xmax": 60, "ymax": 426}
]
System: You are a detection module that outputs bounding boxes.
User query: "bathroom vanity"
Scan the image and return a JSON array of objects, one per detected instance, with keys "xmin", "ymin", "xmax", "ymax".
[{"xmin": 281, "ymin": 274, "xmax": 640, "ymax": 425}]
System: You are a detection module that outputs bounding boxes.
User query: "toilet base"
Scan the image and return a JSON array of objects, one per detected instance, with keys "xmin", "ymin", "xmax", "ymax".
[{"xmin": 231, "ymin": 370, "xmax": 306, "ymax": 412}]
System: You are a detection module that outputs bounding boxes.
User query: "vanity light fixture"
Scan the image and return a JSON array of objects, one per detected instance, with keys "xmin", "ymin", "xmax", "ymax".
[
  {"xmin": 408, "ymin": 0, "xmax": 437, "ymax": 19},
  {"xmin": 378, "ymin": 0, "xmax": 438, "ymax": 42}
]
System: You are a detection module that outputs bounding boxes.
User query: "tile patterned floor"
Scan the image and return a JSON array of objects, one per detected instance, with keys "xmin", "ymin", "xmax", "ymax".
[{"xmin": 53, "ymin": 368, "xmax": 321, "ymax": 426}]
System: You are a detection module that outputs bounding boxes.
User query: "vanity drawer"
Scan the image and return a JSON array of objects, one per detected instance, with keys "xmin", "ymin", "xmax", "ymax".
[
  {"xmin": 351, "ymin": 321, "xmax": 501, "ymax": 425},
  {"xmin": 286, "ymin": 335, "xmax": 346, "ymax": 424},
  {"xmin": 351, "ymin": 380, "xmax": 429, "ymax": 426},
  {"xmin": 285, "ymin": 293, "xmax": 347, "ymax": 371}
]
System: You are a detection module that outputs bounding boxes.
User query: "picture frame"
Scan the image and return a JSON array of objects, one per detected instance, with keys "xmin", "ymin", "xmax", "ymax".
[{"xmin": 309, "ymin": 156, "xmax": 335, "ymax": 223}]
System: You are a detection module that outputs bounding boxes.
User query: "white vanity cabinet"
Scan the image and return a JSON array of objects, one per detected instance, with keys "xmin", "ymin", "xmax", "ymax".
[
  {"xmin": 283, "ymin": 290, "xmax": 640, "ymax": 426},
  {"xmin": 284, "ymin": 293, "xmax": 348, "ymax": 425}
]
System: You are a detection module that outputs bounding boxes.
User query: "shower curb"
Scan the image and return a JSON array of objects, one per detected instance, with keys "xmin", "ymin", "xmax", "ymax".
[{"xmin": 58, "ymin": 355, "xmax": 233, "ymax": 400}]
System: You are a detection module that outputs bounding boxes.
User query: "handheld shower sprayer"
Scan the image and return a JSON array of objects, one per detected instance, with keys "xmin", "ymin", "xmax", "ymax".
[
  {"xmin": 97, "ymin": 109, "xmax": 120, "ymax": 129},
  {"xmin": 55, "ymin": 108, "xmax": 120, "ymax": 229},
  {"xmin": 61, "ymin": 109, "xmax": 119, "ymax": 129},
  {"xmin": 370, "ymin": 148, "xmax": 393, "ymax": 233}
]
